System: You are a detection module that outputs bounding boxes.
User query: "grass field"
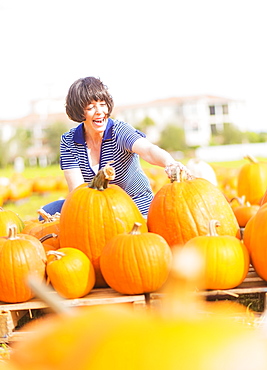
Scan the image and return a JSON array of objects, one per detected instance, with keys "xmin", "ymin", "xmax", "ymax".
[{"xmin": 1, "ymin": 164, "xmax": 67, "ymax": 221}]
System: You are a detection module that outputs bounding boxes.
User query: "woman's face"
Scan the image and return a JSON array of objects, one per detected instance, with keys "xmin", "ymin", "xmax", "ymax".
[{"xmin": 84, "ymin": 100, "xmax": 109, "ymax": 134}]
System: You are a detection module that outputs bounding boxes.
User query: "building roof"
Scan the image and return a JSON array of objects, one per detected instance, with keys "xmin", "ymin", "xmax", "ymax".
[{"xmin": 112, "ymin": 94, "xmax": 239, "ymax": 115}]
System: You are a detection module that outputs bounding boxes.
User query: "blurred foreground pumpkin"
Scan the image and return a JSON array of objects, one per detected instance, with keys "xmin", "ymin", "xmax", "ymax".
[{"xmin": 9, "ymin": 249, "xmax": 267, "ymax": 370}]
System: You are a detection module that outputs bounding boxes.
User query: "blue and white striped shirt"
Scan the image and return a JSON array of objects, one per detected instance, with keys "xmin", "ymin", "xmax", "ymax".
[{"xmin": 60, "ymin": 118, "xmax": 153, "ymax": 216}]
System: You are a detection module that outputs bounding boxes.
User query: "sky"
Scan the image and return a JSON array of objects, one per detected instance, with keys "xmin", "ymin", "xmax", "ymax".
[{"xmin": 0, "ymin": 0, "xmax": 267, "ymax": 131}]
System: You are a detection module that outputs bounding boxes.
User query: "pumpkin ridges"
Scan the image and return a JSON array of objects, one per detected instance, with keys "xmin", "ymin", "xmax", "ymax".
[
  {"xmin": 100, "ymin": 223, "xmax": 172, "ymax": 295},
  {"xmin": 0, "ymin": 226, "xmax": 47, "ymax": 303},
  {"xmin": 148, "ymin": 178, "xmax": 239, "ymax": 247},
  {"xmin": 60, "ymin": 165, "xmax": 148, "ymax": 288},
  {"xmin": 183, "ymin": 220, "xmax": 249, "ymax": 290},
  {"xmin": 237, "ymin": 156, "xmax": 267, "ymax": 205},
  {"xmin": 243, "ymin": 203, "xmax": 267, "ymax": 280}
]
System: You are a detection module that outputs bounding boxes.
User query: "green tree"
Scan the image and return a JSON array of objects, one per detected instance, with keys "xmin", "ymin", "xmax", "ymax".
[
  {"xmin": 0, "ymin": 135, "xmax": 9, "ymax": 168},
  {"xmin": 157, "ymin": 124, "xmax": 187, "ymax": 151},
  {"xmin": 135, "ymin": 116, "xmax": 155, "ymax": 134}
]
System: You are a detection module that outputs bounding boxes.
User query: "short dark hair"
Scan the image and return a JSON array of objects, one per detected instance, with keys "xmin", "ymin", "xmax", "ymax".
[{"xmin": 65, "ymin": 77, "xmax": 114, "ymax": 122}]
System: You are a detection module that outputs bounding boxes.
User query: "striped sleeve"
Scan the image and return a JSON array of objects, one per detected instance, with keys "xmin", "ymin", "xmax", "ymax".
[
  {"xmin": 60, "ymin": 132, "xmax": 80, "ymax": 170},
  {"xmin": 115, "ymin": 122, "xmax": 146, "ymax": 152}
]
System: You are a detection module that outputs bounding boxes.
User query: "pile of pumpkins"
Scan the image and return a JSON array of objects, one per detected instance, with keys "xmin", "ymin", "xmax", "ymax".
[
  {"xmin": 1, "ymin": 158, "xmax": 267, "ymax": 369},
  {"xmin": 1, "ymin": 157, "xmax": 267, "ymax": 304}
]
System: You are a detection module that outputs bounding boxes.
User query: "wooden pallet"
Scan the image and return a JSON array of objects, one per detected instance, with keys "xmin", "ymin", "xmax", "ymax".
[
  {"xmin": 1, "ymin": 267, "xmax": 267, "ymax": 342},
  {"xmin": 151, "ymin": 266, "xmax": 267, "ymax": 310},
  {"xmin": 0, "ymin": 288, "xmax": 146, "ymax": 342}
]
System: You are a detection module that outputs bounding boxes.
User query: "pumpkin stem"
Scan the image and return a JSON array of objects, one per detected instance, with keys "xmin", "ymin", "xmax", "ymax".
[
  {"xmin": 244, "ymin": 154, "xmax": 258, "ymax": 163},
  {"xmin": 130, "ymin": 222, "xmax": 142, "ymax": 235},
  {"xmin": 47, "ymin": 250, "xmax": 65, "ymax": 260},
  {"xmin": 39, "ymin": 233, "xmax": 58, "ymax": 243},
  {"xmin": 170, "ymin": 169, "xmax": 188, "ymax": 183},
  {"xmin": 88, "ymin": 161, "xmax": 115, "ymax": 191},
  {"xmin": 7, "ymin": 224, "xmax": 19, "ymax": 240},
  {"xmin": 207, "ymin": 220, "xmax": 220, "ymax": 236},
  {"xmin": 37, "ymin": 209, "xmax": 60, "ymax": 222},
  {"xmin": 230, "ymin": 195, "xmax": 246, "ymax": 206}
]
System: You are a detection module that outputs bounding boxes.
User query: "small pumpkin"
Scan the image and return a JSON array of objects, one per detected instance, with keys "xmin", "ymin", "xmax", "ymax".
[
  {"xmin": 100, "ymin": 222, "xmax": 172, "ymax": 295},
  {"xmin": 230, "ymin": 196, "xmax": 260, "ymax": 227},
  {"xmin": 22, "ymin": 209, "xmax": 60, "ymax": 251},
  {"xmin": 0, "ymin": 207, "xmax": 25, "ymax": 237},
  {"xmin": 237, "ymin": 155, "xmax": 267, "ymax": 205},
  {"xmin": 46, "ymin": 247, "xmax": 95, "ymax": 299},
  {"xmin": 0, "ymin": 225, "xmax": 47, "ymax": 303},
  {"xmin": 182, "ymin": 220, "xmax": 250, "ymax": 290}
]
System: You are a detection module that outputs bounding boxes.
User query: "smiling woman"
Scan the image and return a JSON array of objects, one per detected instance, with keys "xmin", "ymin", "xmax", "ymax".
[{"xmin": 41, "ymin": 76, "xmax": 192, "ymax": 219}]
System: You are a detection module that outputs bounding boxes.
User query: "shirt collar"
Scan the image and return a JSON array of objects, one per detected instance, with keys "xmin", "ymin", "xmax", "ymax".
[{"xmin": 73, "ymin": 118, "xmax": 114, "ymax": 144}]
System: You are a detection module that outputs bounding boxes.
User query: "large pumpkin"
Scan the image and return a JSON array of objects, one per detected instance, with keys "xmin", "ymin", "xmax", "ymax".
[
  {"xmin": 182, "ymin": 220, "xmax": 250, "ymax": 290},
  {"xmin": 243, "ymin": 203, "xmax": 267, "ymax": 280},
  {"xmin": 0, "ymin": 207, "xmax": 24, "ymax": 237},
  {"xmin": 100, "ymin": 222, "xmax": 172, "ymax": 294},
  {"xmin": 59, "ymin": 163, "xmax": 148, "ymax": 287},
  {"xmin": 147, "ymin": 170, "xmax": 239, "ymax": 247},
  {"xmin": 237, "ymin": 155, "xmax": 267, "ymax": 205},
  {"xmin": 0, "ymin": 225, "xmax": 47, "ymax": 303}
]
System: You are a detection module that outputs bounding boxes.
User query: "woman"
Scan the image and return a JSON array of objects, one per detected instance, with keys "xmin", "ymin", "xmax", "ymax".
[{"xmin": 42, "ymin": 76, "xmax": 191, "ymax": 217}]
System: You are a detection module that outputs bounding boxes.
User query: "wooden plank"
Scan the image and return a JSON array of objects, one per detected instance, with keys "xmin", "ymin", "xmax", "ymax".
[
  {"xmin": 152, "ymin": 267, "xmax": 267, "ymax": 300},
  {"xmin": 0, "ymin": 289, "xmax": 145, "ymax": 312}
]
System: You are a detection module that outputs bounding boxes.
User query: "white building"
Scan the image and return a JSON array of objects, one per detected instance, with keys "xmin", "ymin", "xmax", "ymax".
[{"xmin": 112, "ymin": 95, "xmax": 247, "ymax": 146}]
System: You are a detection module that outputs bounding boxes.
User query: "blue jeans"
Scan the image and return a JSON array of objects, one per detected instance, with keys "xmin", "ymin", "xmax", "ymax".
[{"xmin": 39, "ymin": 199, "xmax": 65, "ymax": 220}]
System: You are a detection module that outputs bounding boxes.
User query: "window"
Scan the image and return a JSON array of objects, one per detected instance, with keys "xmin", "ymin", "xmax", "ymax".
[
  {"xmin": 222, "ymin": 104, "xmax": 228, "ymax": 114},
  {"xmin": 210, "ymin": 123, "xmax": 217, "ymax": 134},
  {"xmin": 209, "ymin": 105, "xmax": 215, "ymax": 115}
]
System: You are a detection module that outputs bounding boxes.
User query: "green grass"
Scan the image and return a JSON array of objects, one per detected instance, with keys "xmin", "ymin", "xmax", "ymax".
[{"xmin": 4, "ymin": 191, "xmax": 67, "ymax": 221}]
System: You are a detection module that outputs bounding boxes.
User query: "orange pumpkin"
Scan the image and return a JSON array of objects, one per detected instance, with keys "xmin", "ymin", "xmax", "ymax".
[
  {"xmin": 46, "ymin": 248, "xmax": 95, "ymax": 299},
  {"xmin": 147, "ymin": 170, "xmax": 239, "ymax": 247},
  {"xmin": 32, "ymin": 176, "xmax": 58, "ymax": 193},
  {"xmin": 60, "ymin": 163, "xmax": 148, "ymax": 288},
  {"xmin": 237, "ymin": 155, "xmax": 267, "ymax": 205},
  {"xmin": 22, "ymin": 209, "xmax": 60, "ymax": 251},
  {"xmin": 230, "ymin": 196, "xmax": 260, "ymax": 227},
  {"xmin": 243, "ymin": 203, "xmax": 267, "ymax": 280},
  {"xmin": 182, "ymin": 220, "xmax": 250, "ymax": 290},
  {"xmin": 100, "ymin": 222, "xmax": 172, "ymax": 294},
  {"xmin": 260, "ymin": 188, "xmax": 267, "ymax": 206},
  {"xmin": 0, "ymin": 207, "xmax": 25, "ymax": 237},
  {"xmin": 0, "ymin": 225, "xmax": 47, "ymax": 303}
]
